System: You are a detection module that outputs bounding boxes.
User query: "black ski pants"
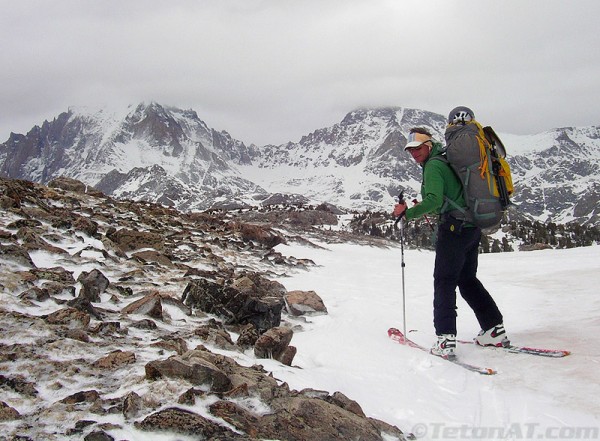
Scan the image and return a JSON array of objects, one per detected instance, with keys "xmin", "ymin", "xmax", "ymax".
[{"xmin": 433, "ymin": 217, "xmax": 503, "ymax": 335}]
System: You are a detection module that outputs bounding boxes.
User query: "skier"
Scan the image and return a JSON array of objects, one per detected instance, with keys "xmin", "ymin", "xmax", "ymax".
[{"xmin": 392, "ymin": 122, "xmax": 509, "ymax": 359}]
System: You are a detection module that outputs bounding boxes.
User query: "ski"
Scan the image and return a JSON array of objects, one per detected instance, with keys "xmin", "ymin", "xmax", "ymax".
[
  {"xmin": 457, "ymin": 339, "xmax": 571, "ymax": 358},
  {"xmin": 388, "ymin": 328, "xmax": 496, "ymax": 375}
]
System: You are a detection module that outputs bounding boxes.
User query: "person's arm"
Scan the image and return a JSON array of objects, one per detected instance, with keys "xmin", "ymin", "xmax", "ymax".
[{"xmin": 405, "ymin": 162, "xmax": 445, "ymax": 221}]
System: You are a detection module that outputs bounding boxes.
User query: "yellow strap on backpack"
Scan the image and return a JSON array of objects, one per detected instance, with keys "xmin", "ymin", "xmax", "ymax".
[
  {"xmin": 469, "ymin": 120, "xmax": 490, "ymax": 180},
  {"xmin": 468, "ymin": 119, "xmax": 514, "ymax": 198}
]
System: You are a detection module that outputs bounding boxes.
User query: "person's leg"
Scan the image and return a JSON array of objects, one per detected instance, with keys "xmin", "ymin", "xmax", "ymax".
[
  {"xmin": 457, "ymin": 228, "xmax": 503, "ymax": 331},
  {"xmin": 433, "ymin": 223, "xmax": 466, "ymax": 335}
]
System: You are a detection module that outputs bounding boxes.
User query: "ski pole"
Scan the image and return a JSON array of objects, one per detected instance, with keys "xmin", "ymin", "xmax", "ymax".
[{"xmin": 394, "ymin": 192, "xmax": 407, "ymax": 339}]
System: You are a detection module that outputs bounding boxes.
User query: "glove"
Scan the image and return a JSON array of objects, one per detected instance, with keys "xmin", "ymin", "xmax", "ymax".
[{"xmin": 392, "ymin": 202, "xmax": 407, "ymax": 218}]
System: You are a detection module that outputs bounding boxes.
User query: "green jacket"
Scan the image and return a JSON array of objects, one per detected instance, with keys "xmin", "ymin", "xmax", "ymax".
[{"xmin": 404, "ymin": 141, "xmax": 466, "ymax": 221}]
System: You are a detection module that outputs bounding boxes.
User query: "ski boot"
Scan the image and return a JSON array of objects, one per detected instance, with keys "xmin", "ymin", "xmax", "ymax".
[
  {"xmin": 475, "ymin": 324, "xmax": 510, "ymax": 347},
  {"xmin": 431, "ymin": 334, "xmax": 456, "ymax": 359}
]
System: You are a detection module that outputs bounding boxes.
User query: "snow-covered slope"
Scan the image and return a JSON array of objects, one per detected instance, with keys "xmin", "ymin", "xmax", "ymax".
[{"xmin": 269, "ymin": 240, "xmax": 600, "ymax": 440}]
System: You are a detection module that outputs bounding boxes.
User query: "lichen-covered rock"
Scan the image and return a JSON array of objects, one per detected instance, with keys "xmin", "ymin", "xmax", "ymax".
[
  {"xmin": 182, "ymin": 273, "xmax": 286, "ymax": 332},
  {"xmin": 134, "ymin": 407, "xmax": 240, "ymax": 438},
  {"xmin": 106, "ymin": 228, "xmax": 165, "ymax": 252},
  {"xmin": 145, "ymin": 356, "xmax": 232, "ymax": 393}
]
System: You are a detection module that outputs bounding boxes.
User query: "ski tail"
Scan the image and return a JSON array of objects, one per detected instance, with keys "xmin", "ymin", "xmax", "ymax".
[{"xmin": 457, "ymin": 339, "xmax": 571, "ymax": 358}]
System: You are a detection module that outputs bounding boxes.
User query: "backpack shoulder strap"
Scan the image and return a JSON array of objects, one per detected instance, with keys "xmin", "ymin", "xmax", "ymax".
[
  {"xmin": 428, "ymin": 154, "xmax": 447, "ymax": 164},
  {"xmin": 426, "ymin": 154, "xmax": 469, "ymax": 221}
]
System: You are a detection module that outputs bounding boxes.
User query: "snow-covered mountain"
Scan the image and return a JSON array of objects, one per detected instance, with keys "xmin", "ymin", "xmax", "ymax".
[
  {"xmin": 0, "ymin": 103, "xmax": 266, "ymax": 210},
  {"xmin": 1, "ymin": 102, "xmax": 599, "ymax": 225},
  {"xmin": 240, "ymin": 107, "xmax": 443, "ymax": 213},
  {"xmin": 503, "ymin": 128, "xmax": 600, "ymax": 225}
]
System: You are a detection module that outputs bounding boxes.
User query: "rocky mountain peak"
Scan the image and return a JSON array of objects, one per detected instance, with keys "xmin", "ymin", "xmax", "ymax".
[
  {"xmin": 119, "ymin": 102, "xmax": 186, "ymax": 156},
  {"xmin": 1, "ymin": 103, "xmax": 599, "ymax": 225}
]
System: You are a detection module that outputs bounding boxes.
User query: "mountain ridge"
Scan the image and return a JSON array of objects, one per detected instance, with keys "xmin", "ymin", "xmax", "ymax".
[{"xmin": 1, "ymin": 102, "xmax": 599, "ymax": 225}]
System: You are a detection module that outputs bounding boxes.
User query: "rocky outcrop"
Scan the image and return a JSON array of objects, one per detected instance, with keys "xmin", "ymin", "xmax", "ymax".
[{"xmin": 0, "ymin": 176, "xmax": 407, "ymax": 441}]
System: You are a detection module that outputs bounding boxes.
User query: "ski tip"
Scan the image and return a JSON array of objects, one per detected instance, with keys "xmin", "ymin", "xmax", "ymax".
[
  {"xmin": 387, "ymin": 327, "xmax": 407, "ymax": 344},
  {"xmin": 387, "ymin": 327, "xmax": 402, "ymax": 337}
]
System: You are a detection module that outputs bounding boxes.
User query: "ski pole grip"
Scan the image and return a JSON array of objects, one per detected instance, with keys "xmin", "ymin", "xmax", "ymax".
[{"xmin": 394, "ymin": 192, "xmax": 406, "ymax": 226}]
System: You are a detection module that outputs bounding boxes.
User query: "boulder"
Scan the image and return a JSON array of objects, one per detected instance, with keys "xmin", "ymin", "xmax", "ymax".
[
  {"xmin": 92, "ymin": 350, "xmax": 136, "ymax": 369},
  {"xmin": 254, "ymin": 326, "xmax": 295, "ymax": 365},
  {"xmin": 229, "ymin": 221, "xmax": 285, "ymax": 249},
  {"xmin": 48, "ymin": 176, "xmax": 103, "ymax": 197},
  {"xmin": 106, "ymin": 228, "xmax": 164, "ymax": 252},
  {"xmin": 285, "ymin": 290, "xmax": 328, "ymax": 316},
  {"xmin": 30, "ymin": 267, "xmax": 76, "ymax": 284},
  {"xmin": 145, "ymin": 355, "xmax": 231, "ymax": 393},
  {"xmin": 0, "ymin": 243, "xmax": 36, "ymax": 268},
  {"xmin": 0, "ymin": 401, "xmax": 20, "ymax": 421},
  {"xmin": 208, "ymin": 394, "xmax": 402, "ymax": 441},
  {"xmin": 182, "ymin": 273, "xmax": 286, "ymax": 332},
  {"xmin": 45, "ymin": 307, "xmax": 90, "ymax": 329},
  {"xmin": 135, "ymin": 407, "xmax": 240, "ymax": 438},
  {"xmin": 121, "ymin": 291, "xmax": 189, "ymax": 321},
  {"xmin": 72, "ymin": 215, "xmax": 99, "ymax": 236},
  {"xmin": 77, "ymin": 269, "xmax": 110, "ymax": 303}
]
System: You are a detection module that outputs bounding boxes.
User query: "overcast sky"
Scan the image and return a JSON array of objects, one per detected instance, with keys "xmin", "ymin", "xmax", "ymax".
[{"xmin": 2, "ymin": 0, "xmax": 599, "ymax": 146}]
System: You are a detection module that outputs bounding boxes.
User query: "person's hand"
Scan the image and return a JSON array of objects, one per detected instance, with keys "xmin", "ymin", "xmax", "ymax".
[{"xmin": 393, "ymin": 202, "xmax": 407, "ymax": 218}]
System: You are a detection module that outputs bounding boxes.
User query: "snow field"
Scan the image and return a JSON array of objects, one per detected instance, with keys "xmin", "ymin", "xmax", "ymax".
[{"xmin": 267, "ymin": 242, "xmax": 600, "ymax": 440}]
